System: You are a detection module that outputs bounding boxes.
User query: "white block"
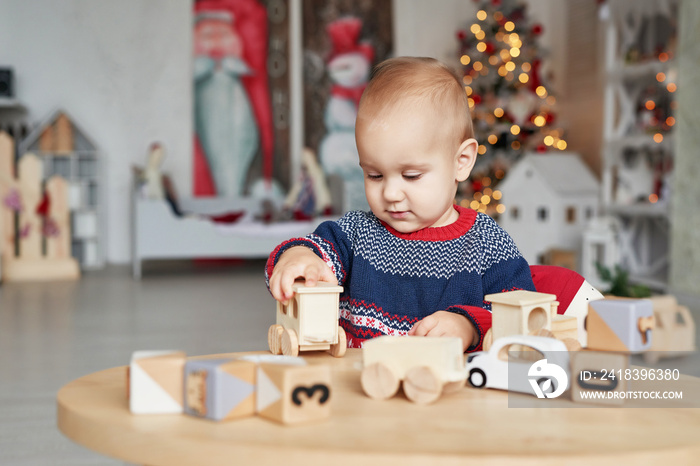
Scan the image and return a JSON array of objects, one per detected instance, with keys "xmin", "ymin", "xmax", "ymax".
[{"xmin": 129, "ymin": 350, "xmax": 186, "ymax": 414}]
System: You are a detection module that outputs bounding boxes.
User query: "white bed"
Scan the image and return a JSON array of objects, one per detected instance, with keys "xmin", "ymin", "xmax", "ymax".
[{"xmin": 131, "ymin": 185, "xmax": 330, "ymax": 279}]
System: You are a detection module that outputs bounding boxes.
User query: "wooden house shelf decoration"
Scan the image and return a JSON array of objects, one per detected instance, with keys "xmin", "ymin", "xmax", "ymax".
[
  {"xmin": 18, "ymin": 110, "xmax": 104, "ymax": 269},
  {"xmin": 0, "ymin": 132, "xmax": 79, "ymax": 281}
]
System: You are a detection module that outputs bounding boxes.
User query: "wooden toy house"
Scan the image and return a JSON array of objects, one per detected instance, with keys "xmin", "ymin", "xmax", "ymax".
[
  {"xmin": 497, "ymin": 153, "xmax": 600, "ymax": 268},
  {"xmin": 484, "ymin": 290, "xmax": 558, "ymax": 347},
  {"xmin": 268, "ymin": 281, "xmax": 346, "ymax": 357},
  {"xmin": 19, "ymin": 109, "xmax": 104, "ymax": 269}
]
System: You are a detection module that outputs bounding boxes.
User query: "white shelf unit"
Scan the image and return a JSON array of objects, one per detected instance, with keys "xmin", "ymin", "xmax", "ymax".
[
  {"xmin": 601, "ymin": 0, "xmax": 680, "ymax": 291},
  {"xmin": 41, "ymin": 152, "xmax": 103, "ymax": 269},
  {"xmin": 19, "ymin": 111, "xmax": 105, "ymax": 270}
]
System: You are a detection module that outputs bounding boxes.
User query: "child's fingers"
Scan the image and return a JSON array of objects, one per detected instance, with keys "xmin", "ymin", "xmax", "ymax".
[
  {"xmin": 319, "ymin": 265, "xmax": 338, "ymax": 285},
  {"xmin": 409, "ymin": 315, "xmax": 438, "ymax": 336},
  {"xmin": 303, "ymin": 266, "xmax": 321, "ymax": 287}
]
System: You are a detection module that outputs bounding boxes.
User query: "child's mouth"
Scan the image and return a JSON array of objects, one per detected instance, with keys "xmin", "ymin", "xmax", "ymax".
[{"xmin": 388, "ymin": 211, "xmax": 409, "ymax": 219}]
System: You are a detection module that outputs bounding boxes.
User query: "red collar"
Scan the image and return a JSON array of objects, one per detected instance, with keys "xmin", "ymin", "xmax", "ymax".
[{"xmin": 380, "ymin": 205, "xmax": 478, "ymax": 241}]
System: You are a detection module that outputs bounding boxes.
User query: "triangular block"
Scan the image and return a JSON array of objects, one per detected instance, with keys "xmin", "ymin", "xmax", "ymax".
[
  {"xmin": 586, "ymin": 305, "xmax": 628, "ymax": 351},
  {"xmin": 129, "ymin": 350, "xmax": 185, "ymax": 414}
]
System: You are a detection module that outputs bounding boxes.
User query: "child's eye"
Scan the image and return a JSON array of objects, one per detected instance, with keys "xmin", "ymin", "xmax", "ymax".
[
  {"xmin": 403, "ymin": 173, "xmax": 422, "ymax": 180},
  {"xmin": 366, "ymin": 173, "xmax": 382, "ymax": 180}
]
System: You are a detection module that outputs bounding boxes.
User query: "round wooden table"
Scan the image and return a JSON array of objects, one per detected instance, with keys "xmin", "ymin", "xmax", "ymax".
[{"xmin": 58, "ymin": 349, "xmax": 700, "ymax": 465}]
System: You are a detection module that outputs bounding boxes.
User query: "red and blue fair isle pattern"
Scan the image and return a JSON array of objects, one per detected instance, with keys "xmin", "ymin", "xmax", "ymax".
[{"xmin": 266, "ymin": 205, "xmax": 535, "ymax": 351}]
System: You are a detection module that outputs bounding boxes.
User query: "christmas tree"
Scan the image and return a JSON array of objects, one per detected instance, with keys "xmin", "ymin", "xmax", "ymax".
[{"xmin": 455, "ymin": 0, "xmax": 567, "ymax": 216}]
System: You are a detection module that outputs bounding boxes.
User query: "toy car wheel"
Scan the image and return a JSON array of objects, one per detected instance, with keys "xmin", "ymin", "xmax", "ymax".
[
  {"xmin": 403, "ymin": 366, "xmax": 442, "ymax": 405},
  {"xmin": 329, "ymin": 326, "xmax": 347, "ymax": 358},
  {"xmin": 468, "ymin": 368, "xmax": 487, "ymax": 388},
  {"xmin": 361, "ymin": 362, "xmax": 400, "ymax": 400},
  {"xmin": 268, "ymin": 324, "xmax": 284, "ymax": 355},
  {"xmin": 281, "ymin": 328, "xmax": 299, "ymax": 356}
]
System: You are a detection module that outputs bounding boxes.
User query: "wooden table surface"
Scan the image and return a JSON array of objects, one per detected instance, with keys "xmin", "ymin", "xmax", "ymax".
[{"xmin": 57, "ymin": 349, "xmax": 700, "ymax": 465}]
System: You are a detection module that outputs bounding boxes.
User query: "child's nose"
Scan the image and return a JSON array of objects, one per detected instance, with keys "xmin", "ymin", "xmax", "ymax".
[{"xmin": 382, "ymin": 178, "xmax": 403, "ymax": 202}]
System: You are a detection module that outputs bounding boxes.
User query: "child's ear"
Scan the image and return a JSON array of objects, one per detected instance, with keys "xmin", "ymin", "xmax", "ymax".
[{"xmin": 455, "ymin": 138, "xmax": 479, "ymax": 182}]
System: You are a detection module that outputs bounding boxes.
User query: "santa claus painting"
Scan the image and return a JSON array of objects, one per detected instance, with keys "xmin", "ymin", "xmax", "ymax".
[{"xmin": 193, "ymin": 0, "xmax": 274, "ymax": 197}]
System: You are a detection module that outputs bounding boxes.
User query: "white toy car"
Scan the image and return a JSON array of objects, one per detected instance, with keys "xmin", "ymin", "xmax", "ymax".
[{"xmin": 465, "ymin": 335, "xmax": 570, "ymax": 398}]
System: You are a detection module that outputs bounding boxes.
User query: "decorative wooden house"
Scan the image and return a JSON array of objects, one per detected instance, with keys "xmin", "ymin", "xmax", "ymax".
[
  {"xmin": 0, "ymin": 132, "xmax": 79, "ymax": 281},
  {"xmin": 497, "ymin": 153, "xmax": 600, "ymax": 269},
  {"xmin": 19, "ymin": 110, "xmax": 103, "ymax": 269}
]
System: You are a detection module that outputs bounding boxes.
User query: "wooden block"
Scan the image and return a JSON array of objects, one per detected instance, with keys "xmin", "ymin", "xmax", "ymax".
[
  {"xmin": 184, "ymin": 358, "xmax": 256, "ymax": 421},
  {"xmin": 551, "ymin": 315, "xmax": 578, "ymax": 341},
  {"xmin": 586, "ymin": 299, "xmax": 654, "ymax": 353},
  {"xmin": 256, "ymin": 362, "xmax": 331, "ymax": 424},
  {"xmin": 129, "ymin": 350, "xmax": 186, "ymax": 414},
  {"xmin": 570, "ymin": 350, "xmax": 629, "ymax": 405}
]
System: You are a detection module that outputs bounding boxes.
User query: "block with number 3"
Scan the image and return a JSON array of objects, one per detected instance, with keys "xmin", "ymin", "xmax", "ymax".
[{"xmin": 256, "ymin": 362, "xmax": 331, "ymax": 424}]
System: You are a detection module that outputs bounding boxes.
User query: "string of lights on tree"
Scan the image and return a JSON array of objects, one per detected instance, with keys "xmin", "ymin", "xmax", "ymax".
[{"xmin": 455, "ymin": 0, "xmax": 566, "ymax": 217}]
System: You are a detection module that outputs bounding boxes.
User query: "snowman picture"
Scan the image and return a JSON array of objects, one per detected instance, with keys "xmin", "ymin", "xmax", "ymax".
[{"xmin": 318, "ymin": 17, "xmax": 374, "ymax": 212}]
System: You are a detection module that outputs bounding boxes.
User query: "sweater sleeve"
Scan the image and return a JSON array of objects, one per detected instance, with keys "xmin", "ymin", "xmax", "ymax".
[{"xmin": 264, "ymin": 217, "xmax": 353, "ymax": 290}]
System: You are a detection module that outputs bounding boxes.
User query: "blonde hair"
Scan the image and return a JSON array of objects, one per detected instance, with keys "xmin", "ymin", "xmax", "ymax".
[{"xmin": 357, "ymin": 57, "xmax": 474, "ymax": 147}]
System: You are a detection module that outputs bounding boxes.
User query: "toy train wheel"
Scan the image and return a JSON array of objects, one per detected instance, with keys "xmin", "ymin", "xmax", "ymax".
[
  {"xmin": 268, "ymin": 324, "xmax": 284, "ymax": 355},
  {"xmin": 403, "ymin": 366, "xmax": 442, "ymax": 405},
  {"xmin": 561, "ymin": 337, "xmax": 582, "ymax": 352},
  {"xmin": 468, "ymin": 368, "xmax": 487, "ymax": 388},
  {"xmin": 361, "ymin": 362, "xmax": 399, "ymax": 400},
  {"xmin": 329, "ymin": 326, "xmax": 347, "ymax": 358},
  {"xmin": 442, "ymin": 378, "xmax": 466, "ymax": 395},
  {"xmin": 281, "ymin": 328, "xmax": 299, "ymax": 356}
]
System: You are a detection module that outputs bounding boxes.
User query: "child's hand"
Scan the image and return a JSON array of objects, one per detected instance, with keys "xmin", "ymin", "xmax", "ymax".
[
  {"xmin": 407, "ymin": 311, "xmax": 477, "ymax": 352},
  {"xmin": 269, "ymin": 246, "xmax": 337, "ymax": 305}
]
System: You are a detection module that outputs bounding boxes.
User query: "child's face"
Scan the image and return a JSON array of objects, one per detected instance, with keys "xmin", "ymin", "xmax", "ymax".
[{"xmin": 357, "ymin": 109, "xmax": 474, "ymax": 233}]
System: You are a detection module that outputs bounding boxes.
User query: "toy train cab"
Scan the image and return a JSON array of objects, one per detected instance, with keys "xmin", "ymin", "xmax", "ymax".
[{"xmin": 268, "ymin": 280, "xmax": 347, "ymax": 357}]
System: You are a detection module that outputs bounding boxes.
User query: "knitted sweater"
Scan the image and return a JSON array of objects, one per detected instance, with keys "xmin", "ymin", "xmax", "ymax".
[{"xmin": 265, "ymin": 205, "xmax": 535, "ymax": 351}]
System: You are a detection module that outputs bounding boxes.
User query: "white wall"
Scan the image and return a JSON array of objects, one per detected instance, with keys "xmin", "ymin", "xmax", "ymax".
[
  {"xmin": 393, "ymin": 0, "xmax": 477, "ymax": 69},
  {"xmin": 0, "ymin": 0, "xmax": 567, "ymax": 265},
  {"xmin": 0, "ymin": 0, "xmax": 192, "ymax": 264}
]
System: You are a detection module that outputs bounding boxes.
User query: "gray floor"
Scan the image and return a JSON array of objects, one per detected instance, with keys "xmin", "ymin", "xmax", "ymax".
[
  {"xmin": 0, "ymin": 260, "xmax": 275, "ymax": 465},
  {"xmin": 1, "ymin": 261, "xmax": 699, "ymax": 465}
]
